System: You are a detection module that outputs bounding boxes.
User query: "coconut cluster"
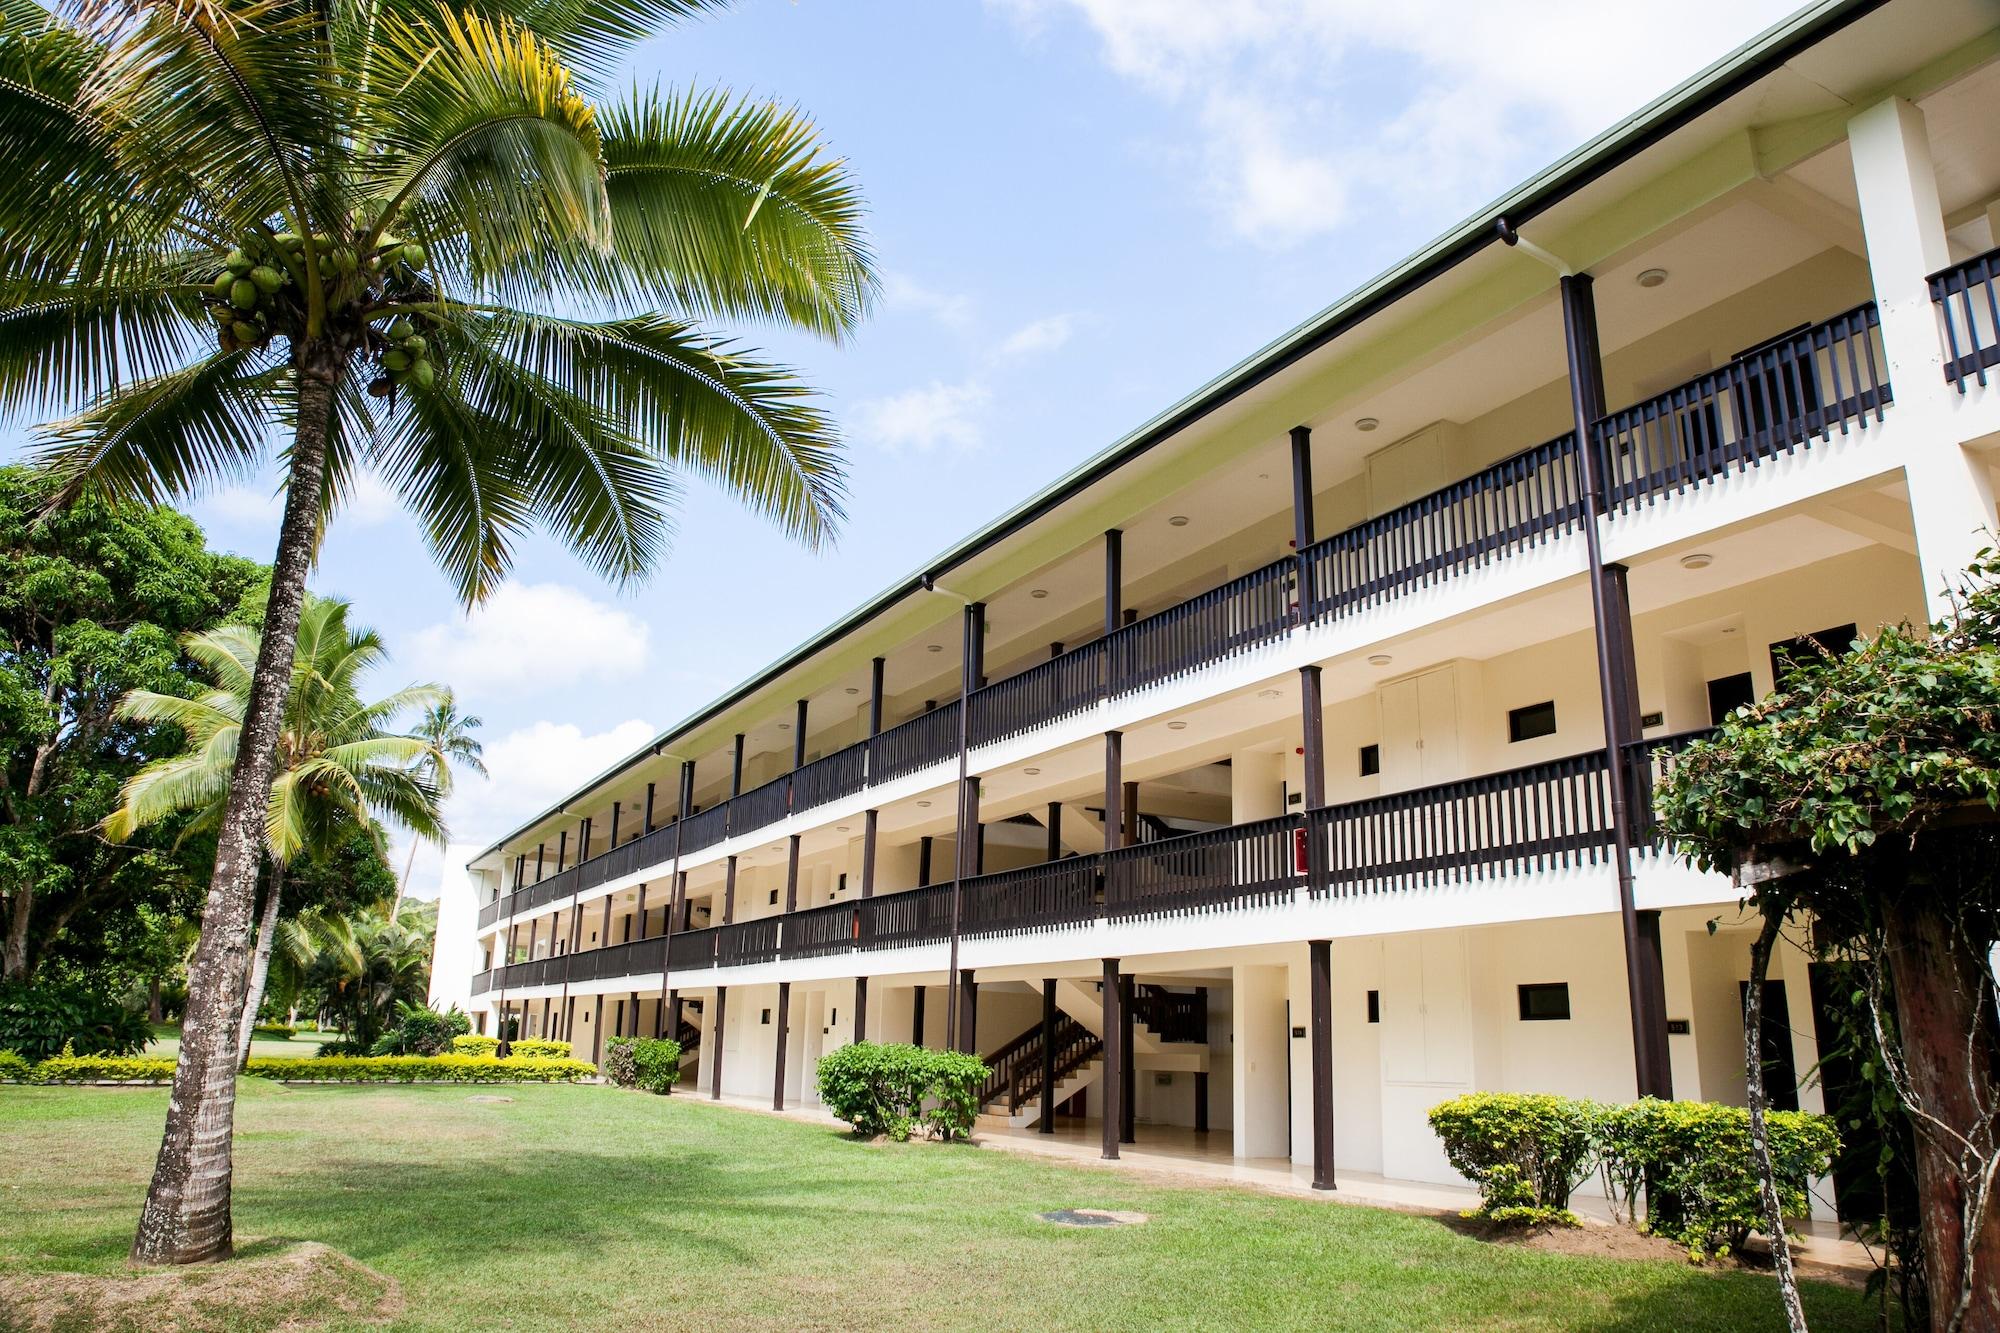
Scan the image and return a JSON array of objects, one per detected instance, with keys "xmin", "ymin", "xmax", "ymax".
[{"xmin": 205, "ymin": 232, "xmax": 305, "ymax": 352}]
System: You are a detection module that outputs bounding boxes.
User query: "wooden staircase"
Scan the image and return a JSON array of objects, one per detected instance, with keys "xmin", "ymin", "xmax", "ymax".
[{"xmin": 977, "ymin": 984, "xmax": 1209, "ymax": 1128}]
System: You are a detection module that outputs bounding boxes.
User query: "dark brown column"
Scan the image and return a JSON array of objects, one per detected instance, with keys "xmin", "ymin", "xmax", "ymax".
[
  {"xmin": 1195, "ymin": 1072, "xmax": 1210, "ymax": 1134},
  {"xmin": 580, "ymin": 817, "xmax": 592, "ymax": 862},
  {"xmin": 1104, "ymin": 529, "xmax": 1122, "ymax": 632},
  {"xmin": 912, "ymin": 985, "xmax": 926, "ymax": 1047},
  {"xmin": 556, "ymin": 830, "xmax": 567, "ymax": 871},
  {"xmin": 792, "ymin": 698, "xmax": 809, "ymax": 771},
  {"xmin": 917, "ymin": 837, "xmax": 933, "ymax": 886},
  {"xmin": 627, "ymin": 992, "xmax": 639, "ymax": 1036},
  {"xmin": 667, "ymin": 990, "xmax": 682, "ymax": 1040},
  {"xmin": 1045, "ymin": 803, "xmax": 1063, "ymax": 860},
  {"xmin": 723, "ymin": 857, "xmax": 737, "ymax": 924},
  {"xmin": 861, "ymin": 811, "xmax": 878, "ymax": 897},
  {"xmin": 1101, "ymin": 958, "xmax": 1122, "ymax": 1160},
  {"xmin": 599, "ymin": 895, "xmax": 611, "ymax": 948},
  {"xmin": 709, "ymin": 987, "xmax": 727, "ymax": 1099},
  {"xmin": 853, "ymin": 977, "xmax": 868, "ymax": 1043},
  {"xmin": 535, "ymin": 842, "xmax": 545, "ymax": 879},
  {"xmin": 590, "ymin": 994, "xmax": 604, "ymax": 1063},
  {"xmin": 1559, "ymin": 272, "xmax": 1671, "ymax": 1101},
  {"xmin": 643, "ymin": 782, "xmax": 655, "ymax": 835},
  {"xmin": 869, "ymin": 656, "xmax": 885, "ymax": 737},
  {"xmin": 1040, "ymin": 979, "xmax": 1057, "ymax": 1134},
  {"xmin": 540, "ymin": 996, "xmax": 550, "ymax": 1038},
  {"xmin": 636, "ymin": 884, "xmax": 648, "ymax": 940},
  {"xmin": 784, "ymin": 835, "xmax": 801, "ymax": 914},
  {"xmin": 1309, "ymin": 939, "xmax": 1336, "ymax": 1189},
  {"xmin": 1104, "ymin": 731, "xmax": 1124, "ymax": 852},
  {"xmin": 958, "ymin": 969, "xmax": 978, "ymax": 1055},
  {"xmin": 608, "ymin": 801, "xmax": 621, "ymax": 850},
  {"xmin": 1122, "ymin": 781, "xmax": 1139, "ymax": 845},
  {"xmin": 1118, "ymin": 972, "xmax": 1135, "ymax": 1144},
  {"xmin": 772, "ymin": 981, "xmax": 791, "ymax": 1110},
  {"xmin": 731, "ymin": 734, "xmax": 745, "ymax": 798}
]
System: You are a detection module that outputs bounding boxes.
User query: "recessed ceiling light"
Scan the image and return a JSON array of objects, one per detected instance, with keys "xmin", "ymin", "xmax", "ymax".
[
  {"xmin": 836, "ymin": 826, "xmax": 849, "ymax": 832},
  {"xmin": 1257, "ymin": 688, "xmax": 1282, "ymax": 699},
  {"xmin": 1167, "ymin": 721, "xmax": 1187, "ymax": 730},
  {"xmin": 844, "ymin": 687, "xmax": 859, "ymax": 695},
  {"xmin": 1355, "ymin": 417, "xmax": 1379, "ymax": 432},
  {"xmin": 1721, "ymin": 626, "xmax": 1739, "ymax": 635},
  {"xmin": 927, "ymin": 644, "xmax": 943, "ymax": 653},
  {"xmin": 917, "ymin": 800, "xmax": 931, "ymax": 808},
  {"xmin": 1168, "ymin": 515, "xmax": 1190, "ymax": 527},
  {"xmin": 1637, "ymin": 267, "xmax": 1669, "ymax": 288},
  {"xmin": 1679, "ymin": 552, "xmax": 1713, "ymax": 570},
  {"xmin": 777, "ymin": 722, "xmax": 789, "ymax": 730},
  {"xmin": 1368, "ymin": 653, "xmax": 1393, "ymax": 667},
  {"xmin": 1030, "ymin": 589, "xmax": 1048, "ymax": 599},
  {"xmin": 1024, "ymin": 767, "xmax": 1040, "ymax": 775}
]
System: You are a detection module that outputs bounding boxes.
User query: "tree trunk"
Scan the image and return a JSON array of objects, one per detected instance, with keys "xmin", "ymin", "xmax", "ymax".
[
  {"xmin": 149, "ymin": 977, "xmax": 163, "ymax": 1024},
  {"xmin": 2, "ymin": 885, "xmax": 30, "ymax": 982},
  {"xmin": 130, "ymin": 347, "xmax": 340, "ymax": 1267},
  {"xmin": 392, "ymin": 837, "xmax": 418, "ymax": 924},
  {"xmin": 1882, "ymin": 891, "xmax": 2000, "ymax": 1332},
  {"xmin": 1745, "ymin": 898, "xmax": 1809, "ymax": 1333},
  {"xmin": 236, "ymin": 865, "xmax": 286, "ymax": 1069}
]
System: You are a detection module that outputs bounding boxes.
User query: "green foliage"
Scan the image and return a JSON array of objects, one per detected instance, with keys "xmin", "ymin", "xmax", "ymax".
[
  {"xmin": 252, "ymin": 1024, "xmax": 296, "ymax": 1040},
  {"xmin": 31, "ymin": 1052, "xmax": 178, "ymax": 1083},
  {"xmin": 1427, "ymin": 1093, "xmax": 1602, "ymax": 1226},
  {"xmin": 370, "ymin": 1002, "xmax": 471, "ymax": 1056},
  {"xmin": 814, "ymin": 1042, "xmax": 989, "ymax": 1142},
  {"xmin": 246, "ymin": 1055, "xmax": 595, "ymax": 1084},
  {"xmin": 314, "ymin": 1038, "xmax": 370, "ymax": 1057},
  {"xmin": 0, "ymin": 1049, "xmax": 30, "ymax": 1080},
  {"xmin": 509, "ymin": 1038, "xmax": 570, "ymax": 1060},
  {"xmin": 0, "ymin": 980, "xmax": 151, "ymax": 1061},
  {"xmin": 605, "ymin": 1036, "xmax": 681, "ymax": 1094},
  {"xmin": 1598, "ymin": 1099, "xmax": 1839, "ymax": 1261},
  {"xmin": 451, "ymin": 1034, "xmax": 499, "ymax": 1057}
]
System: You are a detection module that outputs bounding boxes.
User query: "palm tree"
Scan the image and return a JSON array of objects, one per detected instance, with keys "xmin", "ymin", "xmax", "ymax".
[
  {"xmin": 2, "ymin": 0, "xmax": 873, "ymax": 1263},
  {"xmin": 107, "ymin": 596, "xmax": 447, "ymax": 1066},
  {"xmin": 392, "ymin": 693, "xmax": 485, "ymax": 918},
  {"xmin": 286, "ymin": 898, "xmax": 436, "ymax": 1048}
]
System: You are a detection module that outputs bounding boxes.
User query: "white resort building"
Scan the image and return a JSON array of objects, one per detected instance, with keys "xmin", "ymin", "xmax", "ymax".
[{"xmin": 455, "ymin": 0, "xmax": 2000, "ymax": 1219}]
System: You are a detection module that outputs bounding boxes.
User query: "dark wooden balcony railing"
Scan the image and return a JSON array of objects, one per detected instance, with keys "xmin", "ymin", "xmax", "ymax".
[
  {"xmin": 729, "ymin": 773, "xmax": 793, "ymax": 836},
  {"xmin": 1131, "ymin": 983, "xmax": 1207, "ymax": 1044},
  {"xmin": 968, "ymin": 640, "xmax": 1106, "ymax": 746},
  {"xmin": 1305, "ymin": 750, "xmax": 1614, "ymax": 896},
  {"xmin": 1622, "ymin": 727, "xmax": 1717, "ymax": 848},
  {"xmin": 470, "ymin": 967, "xmax": 492, "ymax": 994},
  {"xmin": 856, "ymin": 882, "xmax": 954, "ymax": 951},
  {"xmin": 715, "ymin": 916, "xmax": 781, "ymax": 968},
  {"xmin": 957, "ymin": 858, "xmax": 1099, "ymax": 937},
  {"xmin": 568, "ymin": 936, "xmax": 665, "ymax": 984},
  {"xmin": 668, "ymin": 925, "xmax": 718, "ymax": 969},
  {"xmin": 477, "ymin": 898, "xmax": 502, "ymax": 929},
  {"xmin": 1592, "ymin": 303, "xmax": 1887, "ymax": 513},
  {"xmin": 1102, "ymin": 814, "xmax": 1300, "ymax": 920},
  {"xmin": 783, "ymin": 900, "xmax": 862, "ymax": 958},
  {"xmin": 793, "ymin": 744, "xmax": 869, "ymax": 814},
  {"xmin": 869, "ymin": 700, "xmax": 961, "ymax": 785},
  {"xmin": 1301, "ymin": 432, "xmax": 1583, "ymax": 622},
  {"xmin": 1107, "ymin": 556, "xmax": 1295, "ymax": 696},
  {"xmin": 677, "ymin": 804, "xmax": 729, "ymax": 857},
  {"xmin": 1930, "ymin": 246, "xmax": 2000, "ymax": 390}
]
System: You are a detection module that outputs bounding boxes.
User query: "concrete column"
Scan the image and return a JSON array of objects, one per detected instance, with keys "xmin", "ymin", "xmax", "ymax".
[
  {"xmin": 1233, "ymin": 963, "xmax": 1290, "ymax": 1159},
  {"xmin": 1851, "ymin": 97, "xmax": 1997, "ymax": 613},
  {"xmin": 1231, "ymin": 748, "xmax": 1285, "ymax": 822}
]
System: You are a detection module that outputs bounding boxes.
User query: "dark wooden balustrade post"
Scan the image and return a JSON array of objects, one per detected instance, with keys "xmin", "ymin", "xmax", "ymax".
[
  {"xmin": 1560, "ymin": 272, "xmax": 1671, "ymax": 1101},
  {"xmin": 534, "ymin": 842, "xmax": 545, "ymax": 880},
  {"xmin": 1310, "ymin": 939, "xmax": 1336, "ymax": 1189},
  {"xmin": 608, "ymin": 801, "xmax": 620, "ymax": 851},
  {"xmin": 1101, "ymin": 959, "xmax": 1122, "ymax": 1160},
  {"xmin": 556, "ymin": 830, "xmax": 567, "ymax": 872},
  {"xmin": 580, "ymin": 817, "xmax": 591, "ymax": 863},
  {"xmin": 785, "ymin": 835, "xmax": 801, "ymax": 914},
  {"xmin": 1104, "ymin": 731, "xmax": 1123, "ymax": 854},
  {"xmin": 1046, "ymin": 803, "xmax": 1062, "ymax": 860},
  {"xmin": 643, "ymin": 782, "xmax": 655, "ymax": 835},
  {"xmin": 722, "ymin": 857, "xmax": 736, "ymax": 924},
  {"xmin": 1291, "ymin": 424, "xmax": 1316, "ymax": 611},
  {"xmin": 1040, "ymin": 979, "xmax": 1057, "ymax": 1134},
  {"xmin": 636, "ymin": 884, "xmax": 648, "ymax": 941},
  {"xmin": 772, "ymin": 980, "xmax": 791, "ymax": 1110},
  {"xmin": 709, "ymin": 987, "xmax": 727, "ymax": 1099},
  {"xmin": 917, "ymin": 837, "xmax": 932, "ymax": 887},
  {"xmin": 1118, "ymin": 972, "xmax": 1135, "ymax": 1144}
]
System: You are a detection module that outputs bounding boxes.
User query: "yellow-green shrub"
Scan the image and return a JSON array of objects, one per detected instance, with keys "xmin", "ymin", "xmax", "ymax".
[
  {"xmin": 451, "ymin": 1034, "xmax": 499, "ymax": 1057},
  {"xmin": 31, "ymin": 1053, "xmax": 177, "ymax": 1083},
  {"xmin": 246, "ymin": 1054, "xmax": 594, "ymax": 1083},
  {"xmin": 508, "ymin": 1038, "xmax": 569, "ymax": 1059},
  {"xmin": 1428, "ymin": 1093, "xmax": 1604, "ymax": 1226}
]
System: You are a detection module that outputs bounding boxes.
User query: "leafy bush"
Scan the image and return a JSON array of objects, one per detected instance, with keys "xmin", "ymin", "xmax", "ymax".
[
  {"xmin": 252, "ymin": 1024, "xmax": 296, "ymax": 1040},
  {"xmin": 605, "ymin": 1036, "xmax": 681, "ymax": 1094},
  {"xmin": 1428, "ymin": 1093, "xmax": 1604, "ymax": 1225},
  {"xmin": 315, "ymin": 1038, "xmax": 369, "ymax": 1057},
  {"xmin": 451, "ymin": 1034, "xmax": 499, "ymax": 1057},
  {"xmin": 508, "ymin": 1038, "xmax": 569, "ymax": 1060},
  {"xmin": 370, "ymin": 1003, "xmax": 471, "ymax": 1056},
  {"xmin": 0, "ymin": 1049, "xmax": 32, "ymax": 1081},
  {"xmin": 245, "ymin": 1055, "xmax": 594, "ymax": 1084},
  {"xmin": 32, "ymin": 1053, "xmax": 177, "ymax": 1083},
  {"xmin": 1598, "ymin": 1098, "xmax": 1839, "ymax": 1260},
  {"xmin": 814, "ymin": 1042, "xmax": 988, "ymax": 1141},
  {"xmin": 0, "ymin": 981, "xmax": 151, "ymax": 1061}
]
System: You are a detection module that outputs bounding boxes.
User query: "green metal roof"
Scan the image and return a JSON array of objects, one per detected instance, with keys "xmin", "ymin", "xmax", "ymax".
[{"xmin": 474, "ymin": 0, "xmax": 1883, "ymax": 862}]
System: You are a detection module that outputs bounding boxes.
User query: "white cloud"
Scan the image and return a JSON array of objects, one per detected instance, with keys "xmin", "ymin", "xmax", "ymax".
[
  {"xmin": 994, "ymin": 0, "xmax": 1801, "ymax": 246},
  {"xmin": 336, "ymin": 468, "xmax": 400, "ymax": 526},
  {"xmin": 1000, "ymin": 313, "xmax": 1079, "ymax": 357},
  {"xmin": 854, "ymin": 379, "xmax": 991, "ymax": 453},
  {"xmin": 406, "ymin": 581, "xmax": 650, "ymax": 696},
  {"xmin": 197, "ymin": 483, "xmax": 283, "ymax": 529},
  {"xmin": 396, "ymin": 716, "xmax": 657, "ymax": 896},
  {"xmin": 882, "ymin": 271, "xmax": 975, "ymax": 329}
]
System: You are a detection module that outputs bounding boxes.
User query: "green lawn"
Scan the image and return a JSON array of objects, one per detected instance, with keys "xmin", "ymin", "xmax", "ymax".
[
  {"xmin": 0, "ymin": 1082, "xmax": 1885, "ymax": 1332},
  {"xmin": 145, "ymin": 1021, "xmax": 331, "ymax": 1063}
]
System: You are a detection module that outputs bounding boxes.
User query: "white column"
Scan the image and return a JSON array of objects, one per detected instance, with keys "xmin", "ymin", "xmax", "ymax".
[
  {"xmin": 1232, "ymin": 963, "xmax": 1290, "ymax": 1159},
  {"xmin": 1230, "ymin": 748, "xmax": 1285, "ymax": 822},
  {"xmin": 1850, "ymin": 97, "xmax": 1997, "ymax": 615}
]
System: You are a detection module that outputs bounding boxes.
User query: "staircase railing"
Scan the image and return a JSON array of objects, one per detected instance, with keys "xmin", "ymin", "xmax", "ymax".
[{"xmin": 1131, "ymin": 983, "xmax": 1207, "ymax": 1044}]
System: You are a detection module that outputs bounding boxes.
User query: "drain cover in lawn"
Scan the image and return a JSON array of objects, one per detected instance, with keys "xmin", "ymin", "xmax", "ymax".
[
  {"xmin": 465, "ymin": 1095, "xmax": 514, "ymax": 1104},
  {"xmin": 1037, "ymin": 1209, "xmax": 1147, "ymax": 1227}
]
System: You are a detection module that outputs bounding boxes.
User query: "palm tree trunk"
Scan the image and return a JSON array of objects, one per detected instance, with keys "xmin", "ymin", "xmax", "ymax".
[
  {"xmin": 131, "ymin": 345, "xmax": 341, "ymax": 1267},
  {"xmin": 1744, "ymin": 898, "xmax": 1808, "ymax": 1333},
  {"xmin": 236, "ymin": 865, "xmax": 286, "ymax": 1069}
]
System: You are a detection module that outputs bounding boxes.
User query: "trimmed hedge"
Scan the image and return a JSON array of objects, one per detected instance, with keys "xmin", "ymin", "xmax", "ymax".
[
  {"xmin": 1, "ymin": 1049, "xmax": 36, "ymax": 1081},
  {"xmin": 451, "ymin": 1034, "xmax": 500, "ymax": 1057},
  {"xmin": 1427, "ymin": 1092, "xmax": 1837, "ymax": 1257},
  {"xmin": 32, "ymin": 1054, "xmax": 177, "ymax": 1083},
  {"xmin": 1600, "ymin": 1098, "xmax": 1839, "ymax": 1260},
  {"xmin": 252, "ymin": 1024, "xmax": 296, "ymax": 1040},
  {"xmin": 604, "ymin": 1036, "xmax": 682, "ymax": 1094},
  {"xmin": 248, "ymin": 1055, "xmax": 595, "ymax": 1084},
  {"xmin": 1428, "ymin": 1093, "xmax": 1600, "ymax": 1225},
  {"xmin": 509, "ymin": 1038, "xmax": 570, "ymax": 1060},
  {"xmin": 814, "ymin": 1042, "xmax": 988, "ymax": 1141}
]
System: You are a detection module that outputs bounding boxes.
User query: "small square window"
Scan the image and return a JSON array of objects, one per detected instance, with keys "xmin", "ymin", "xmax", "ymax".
[
  {"xmin": 1518, "ymin": 982, "xmax": 1571, "ymax": 1021},
  {"xmin": 1366, "ymin": 990, "xmax": 1380, "ymax": 1024},
  {"xmin": 1359, "ymin": 744, "xmax": 1380, "ymax": 777},
  {"xmin": 768, "ymin": 889, "xmax": 779, "ymax": 906},
  {"xmin": 1508, "ymin": 701, "xmax": 1557, "ymax": 744},
  {"xmin": 760, "ymin": 1008, "xmax": 772, "ymax": 1025}
]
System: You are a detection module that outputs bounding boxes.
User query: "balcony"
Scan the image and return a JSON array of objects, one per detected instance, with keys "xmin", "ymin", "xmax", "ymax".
[
  {"xmin": 1932, "ymin": 246, "xmax": 2000, "ymax": 391},
  {"xmin": 473, "ymin": 734, "xmax": 1717, "ymax": 995},
  {"xmin": 477, "ymin": 302, "xmax": 1885, "ymax": 935}
]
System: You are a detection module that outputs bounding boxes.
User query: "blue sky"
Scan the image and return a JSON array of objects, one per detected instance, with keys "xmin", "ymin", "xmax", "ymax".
[{"xmin": 4, "ymin": 0, "xmax": 1803, "ymax": 892}]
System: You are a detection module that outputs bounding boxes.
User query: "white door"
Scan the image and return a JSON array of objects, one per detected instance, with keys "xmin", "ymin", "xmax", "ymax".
[{"xmin": 1377, "ymin": 666, "xmax": 1460, "ymax": 792}]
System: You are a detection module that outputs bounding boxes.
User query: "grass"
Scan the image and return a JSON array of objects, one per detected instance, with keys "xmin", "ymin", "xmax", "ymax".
[
  {"xmin": 145, "ymin": 1021, "xmax": 331, "ymax": 1064},
  {"xmin": 0, "ymin": 1083, "xmax": 1888, "ymax": 1332}
]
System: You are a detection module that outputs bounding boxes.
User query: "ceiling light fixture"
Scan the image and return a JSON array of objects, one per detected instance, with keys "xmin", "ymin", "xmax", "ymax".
[
  {"xmin": 1030, "ymin": 589, "xmax": 1048, "ymax": 599},
  {"xmin": 1024, "ymin": 767, "xmax": 1040, "ymax": 775},
  {"xmin": 1368, "ymin": 653, "xmax": 1393, "ymax": 667},
  {"xmin": 844, "ymin": 687, "xmax": 859, "ymax": 695},
  {"xmin": 1679, "ymin": 552, "xmax": 1713, "ymax": 570},
  {"xmin": 1257, "ymin": 688, "xmax": 1281, "ymax": 699},
  {"xmin": 1167, "ymin": 721, "xmax": 1187, "ymax": 731},
  {"xmin": 917, "ymin": 800, "xmax": 932, "ymax": 808},
  {"xmin": 927, "ymin": 644, "xmax": 943, "ymax": 653},
  {"xmin": 1355, "ymin": 417, "xmax": 1379, "ymax": 432},
  {"xmin": 1168, "ymin": 515, "xmax": 1190, "ymax": 527},
  {"xmin": 778, "ymin": 722, "xmax": 790, "ymax": 730},
  {"xmin": 1637, "ymin": 267, "xmax": 1669, "ymax": 288}
]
